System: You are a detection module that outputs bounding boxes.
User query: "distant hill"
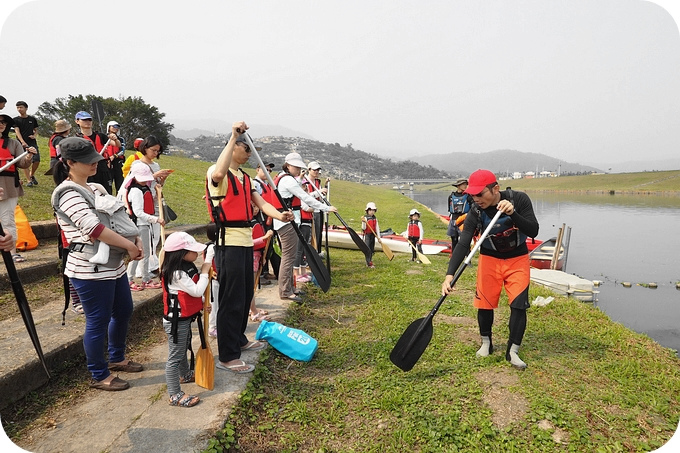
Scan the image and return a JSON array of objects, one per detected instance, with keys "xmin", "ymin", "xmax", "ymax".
[
  {"xmin": 417, "ymin": 149, "xmax": 602, "ymax": 177},
  {"xmin": 169, "ymin": 135, "xmax": 451, "ymax": 182},
  {"xmin": 171, "ymin": 123, "xmax": 314, "ymax": 141}
]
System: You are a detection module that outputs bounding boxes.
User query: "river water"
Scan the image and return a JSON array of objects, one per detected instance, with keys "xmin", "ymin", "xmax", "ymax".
[{"xmin": 409, "ymin": 190, "xmax": 680, "ymax": 355}]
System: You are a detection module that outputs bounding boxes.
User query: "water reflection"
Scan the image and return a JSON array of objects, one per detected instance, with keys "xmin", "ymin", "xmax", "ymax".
[{"xmin": 409, "ymin": 190, "xmax": 680, "ymax": 354}]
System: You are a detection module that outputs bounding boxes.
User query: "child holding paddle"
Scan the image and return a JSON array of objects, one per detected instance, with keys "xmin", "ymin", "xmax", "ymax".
[
  {"xmin": 407, "ymin": 209, "xmax": 424, "ymax": 262},
  {"xmin": 160, "ymin": 232, "xmax": 214, "ymax": 407},
  {"xmin": 361, "ymin": 202, "xmax": 379, "ymax": 268}
]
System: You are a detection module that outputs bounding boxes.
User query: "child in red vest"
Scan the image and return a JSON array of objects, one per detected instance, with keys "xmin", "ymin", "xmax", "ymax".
[
  {"xmin": 407, "ymin": 208, "xmax": 424, "ymax": 262},
  {"xmin": 161, "ymin": 232, "xmax": 214, "ymax": 407},
  {"xmin": 361, "ymin": 202, "xmax": 379, "ymax": 268}
]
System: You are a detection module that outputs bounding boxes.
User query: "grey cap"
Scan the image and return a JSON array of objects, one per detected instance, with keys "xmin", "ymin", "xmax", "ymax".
[
  {"xmin": 452, "ymin": 178, "xmax": 468, "ymax": 187},
  {"xmin": 59, "ymin": 137, "xmax": 104, "ymax": 164}
]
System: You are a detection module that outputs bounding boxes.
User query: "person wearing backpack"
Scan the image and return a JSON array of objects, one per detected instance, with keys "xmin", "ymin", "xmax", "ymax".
[
  {"xmin": 441, "ymin": 169, "xmax": 539, "ymax": 370},
  {"xmin": 51, "ymin": 137, "xmax": 144, "ymax": 391},
  {"xmin": 124, "ymin": 163, "xmax": 165, "ymax": 290}
]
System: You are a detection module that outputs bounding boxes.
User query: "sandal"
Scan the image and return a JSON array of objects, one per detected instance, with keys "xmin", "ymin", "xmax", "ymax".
[
  {"xmin": 241, "ymin": 340, "xmax": 267, "ymax": 351},
  {"xmin": 12, "ymin": 254, "xmax": 26, "ymax": 263},
  {"xmin": 250, "ymin": 312, "xmax": 270, "ymax": 322},
  {"xmin": 216, "ymin": 360, "xmax": 255, "ymax": 374},
  {"xmin": 71, "ymin": 304, "xmax": 85, "ymax": 315},
  {"xmin": 129, "ymin": 282, "xmax": 144, "ymax": 292},
  {"xmin": 142, "ymin": 280, "xmax": 162, "ymax": 289},
  {"xmin": 179, "ymin": 370, "xmax": 195, "ymax": 384},
  {"xmin": 169, "ymin": 391, "xmax": 200, "ymax": 407}
]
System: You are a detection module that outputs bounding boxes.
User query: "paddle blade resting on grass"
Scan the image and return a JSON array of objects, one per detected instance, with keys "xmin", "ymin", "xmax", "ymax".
[
  {"xmin": 196, "ymin": 269, "xmax": 215, "ymax": 390},
  {"xmin": 366, "ymin": 221, "xmax": 394, "ymax": 261},
  {"xmin": 390, "ymin": 316, "xmax": 434, "ymax": 371},
  {"xmin": 390, "ymin": 210, "xmax": 503, "ymax": 371}
]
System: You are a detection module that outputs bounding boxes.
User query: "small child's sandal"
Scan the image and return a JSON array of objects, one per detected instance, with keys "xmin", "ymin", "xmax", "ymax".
[{"xmin": 169, "ymin": 391, "xmax": 199, "ymax": 407}]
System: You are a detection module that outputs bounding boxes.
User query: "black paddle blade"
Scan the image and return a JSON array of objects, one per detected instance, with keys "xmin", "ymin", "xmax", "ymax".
[
  {"xmin": 346, "ymin": 225, "xmax": 372, "ymax": 259},
  {"xmin": 300, "ymin": 234, "xmax": 331, "ymax": 292},
  {"xmin": 390, "ymin": 316, "xmax": 434, "ymax": 371}
]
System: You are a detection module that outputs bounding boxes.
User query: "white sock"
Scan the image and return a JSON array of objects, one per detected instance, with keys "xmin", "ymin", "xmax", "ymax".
[
  {"xmin": 89, "ymin": 242, "xmax": 110, "ymax": 265},
  {"xmin": 508, "ymin": 343, "xmax": 527, "ymax": 369},
  {"xmin": 476, "ymin": 336, "xmax": 492, "ymax": 357}
]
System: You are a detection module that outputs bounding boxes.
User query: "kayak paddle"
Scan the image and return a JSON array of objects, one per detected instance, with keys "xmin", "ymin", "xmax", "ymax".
[
  {"xmin": 390, "ymin": 210, "xmax": 502, "ymax": 371},
  {"xmin": 195, "ymin": 268, "xmax": 215, "ymax": 390}
]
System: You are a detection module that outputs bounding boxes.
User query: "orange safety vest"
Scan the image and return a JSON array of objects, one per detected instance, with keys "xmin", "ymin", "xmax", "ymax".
[
  {"xmin": 408, "ymin": 220, "xmax": 421, "ymax": 238},
  {"xmin": 0, "ymin": 142, "xmax": 17, "ymax": 175},
  {"xmin": 363, "ymin": 216, "xmax": 377, "ymax": 235}
]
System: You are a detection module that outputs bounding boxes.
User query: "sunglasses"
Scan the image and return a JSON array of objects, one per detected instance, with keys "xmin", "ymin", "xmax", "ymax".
[
  {"xmin": 0, "ymin": 121, "xmax": 7, "ymax": 125},
  {"xmin": 79, "ymin": 118, "xmax": 93, "ymax": 121}
]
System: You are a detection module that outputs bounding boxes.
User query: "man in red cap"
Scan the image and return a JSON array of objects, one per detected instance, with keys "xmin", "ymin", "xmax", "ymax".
[{"xmin": 441, "ymin": 169, "xmax": 539, "ymax": 369}]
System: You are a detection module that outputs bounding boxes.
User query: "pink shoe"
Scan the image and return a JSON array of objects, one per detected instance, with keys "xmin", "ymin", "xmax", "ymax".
[
  {"xmin": 296, "ymin": 274, "xmax": 311, "ymax": 283},
  {"xmin": 142, "ymin": 280, "xmax": 162, "ymax": 289}
]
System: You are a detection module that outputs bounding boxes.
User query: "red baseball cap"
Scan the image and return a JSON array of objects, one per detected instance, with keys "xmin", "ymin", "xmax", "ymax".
[{"xmin": 464, "ymin": 169, "xmax": 497, "ymax": 194}]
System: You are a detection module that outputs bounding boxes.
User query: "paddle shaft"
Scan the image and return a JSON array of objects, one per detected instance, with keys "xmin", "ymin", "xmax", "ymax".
[
  {"xmin": 0, "ymin": 151, "xmax": 29, "ymax": 173},
  {"xmin": 0, "ymin": 221, "xmax": 51, "ymax": 379},
  {"xmin": 242, "ymin": 132, "xmax": 331, "ymax": 292},
  {"xmin": 365, "ymin": 220, "xmax": 394, "ymax": 261},
  {"xmin": 405, "ymin": 235, "xmax": 430, "ymax": 265},
  {"xmin": 302, "ymin": 174, "xmax": 372, "ymax": 259},
  {"xmin": 397, "ymin": 210, "xmax": 503, "ymax": 360}
]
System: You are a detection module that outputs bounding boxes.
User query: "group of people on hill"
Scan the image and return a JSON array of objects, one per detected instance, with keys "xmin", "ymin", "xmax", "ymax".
[{"xmin": 3, "ymin": 104, "xmax": 540, "ymax": 405}]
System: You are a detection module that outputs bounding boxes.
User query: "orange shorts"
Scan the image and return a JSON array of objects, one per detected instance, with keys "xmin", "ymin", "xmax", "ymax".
[{"xmin": 473, "ymin": 254, "xmax": 530, "ymax": 310}]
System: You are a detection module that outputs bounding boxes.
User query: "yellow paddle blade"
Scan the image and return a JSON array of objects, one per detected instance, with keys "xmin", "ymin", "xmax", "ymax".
[{"xmin": 196, "ymin": 269, "xmax": 215, "ymax": 390}]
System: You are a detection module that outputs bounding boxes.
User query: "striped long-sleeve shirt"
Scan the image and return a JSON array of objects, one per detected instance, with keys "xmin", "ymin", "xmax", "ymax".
[{"xmin": 56, "ymin": 182, "xmax": 126, "ymax": 280}]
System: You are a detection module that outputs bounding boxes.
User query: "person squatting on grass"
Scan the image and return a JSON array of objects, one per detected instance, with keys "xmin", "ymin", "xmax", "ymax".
[
  {"xmin": 272, "ymin": 152, "xmax": 337, "ymax": 303},
  {"xmin": 441, "ymin": 169, "xmax": 539, "ymax": 370},
  {"xmin": 160, "ymin": 231, "xmax": 214, "ymax": 407},
  {"xmin": 407, "ymin": 208, "xmax": 424, "ymax": 262},
  {"xmin": 0, "ymin": 113, "xmax": 37, "ymax": 263},
  {"xmin": 51, "ymin": 137, "xmax": 144, "ymax": 391},
  {"xmin": 361, "ymin": 202, "xmax": 379, "ymax": 268},
  {"xmin": 205, "ymin": 121, "xmax": 294, "ymax": 373}
]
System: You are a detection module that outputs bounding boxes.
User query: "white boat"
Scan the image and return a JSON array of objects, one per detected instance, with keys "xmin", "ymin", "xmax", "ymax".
[
  {"xmin": 321, "ymin": 229, "xmax": 450, "ymax": 255},
  {"xmin": 530, "ymin": 268, "xmax": 596, "ymax": 302}
]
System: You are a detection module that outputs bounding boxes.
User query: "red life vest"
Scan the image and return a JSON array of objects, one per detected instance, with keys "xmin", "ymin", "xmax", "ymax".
[
  {"xmin": 81, "ymin": 133, "xmax": 110, "ymax": 158},
  {"xmin": 363, "ymin": 216, "xmax": 377, "ymax": 234},
  {"xmin": 408, "ymin": 220, "xmax": 421, "ymax": 238},
  {"xmin": 49, "ymin": 134, "xmax": 61, "ymax": 158},
  {"xmin": 163, "ymin": 261, "xmax": 203, "ymax": 341},
  {"xmin": 252, "ymin": 222, "xmax": 266, "ymax": 251},
  {"xmin": 206, "ymin": 169, "xmax": 254, "ymax": 228},
  {"xmin": 300, "ymin": 181, "xmax": 315, "ymax": 223},
  {"xmin": 125, "ymin": 182, "xmax": 155, "ymax": 224},
  {"xmin": 0, "ymin": 142, "xmax": 17, "ymax": 176},
  {"xmin": 270, "ymin": 173, "xmax": 301, "ymax": 211}
]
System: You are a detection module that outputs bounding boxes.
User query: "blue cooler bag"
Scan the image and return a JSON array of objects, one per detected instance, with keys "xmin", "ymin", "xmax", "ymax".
[{"xmin": 255, "ymin": 320, "xmax": 318, "ymax": 362}]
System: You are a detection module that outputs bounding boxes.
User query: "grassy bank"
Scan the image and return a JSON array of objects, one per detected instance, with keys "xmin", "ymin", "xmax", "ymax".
[
  {"xmin": 416, "ymin": 170, "xmax": 680, "ymax": 194},
  {"xmin": 18, "ymin": 143, "xmax": 680, "ymax": 450},
  {"xmin": 209, "ymin": 247, "xmax": 679, "ymax": 452}
]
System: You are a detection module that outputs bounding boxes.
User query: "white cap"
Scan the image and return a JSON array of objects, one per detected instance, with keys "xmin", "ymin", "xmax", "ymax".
[
  {"xmin": 308, "ymin": 161, "xmax": 321, "ymax": 170},
  {"xmin": 409, "ymin": 208, "xmax": 420, "ymax": 216},
  {"xmin": 107, "ymin": 120, "xmax": 120, "ymax": 129},
  {"xmin": 365, "ymin": 202, "xmax": 377, "ymax": 211},
  {"xmin": 284, "ymin": 152, "xmax": 306, "ymax": 169}
]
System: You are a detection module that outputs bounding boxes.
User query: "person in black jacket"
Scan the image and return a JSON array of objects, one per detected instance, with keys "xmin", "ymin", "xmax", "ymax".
[{"xmin": 441, "ymin": 169, "xmax": 539, "ymax": 369}]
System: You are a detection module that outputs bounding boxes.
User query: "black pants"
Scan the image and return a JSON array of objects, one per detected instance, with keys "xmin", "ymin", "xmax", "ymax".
[{"xmin": 215, "ymin": 245, "xmax": 254, "ymax": 362}]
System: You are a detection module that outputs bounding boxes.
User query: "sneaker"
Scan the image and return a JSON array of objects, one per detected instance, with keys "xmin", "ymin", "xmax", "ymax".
[
  {"xmin": 26, "ymin": 181, "xmax": 34, "ymax": 187},
  {"xmin": 142, "ymin": 280, "xmax": 162, "ymax": 289},
  {"xmin": 368, "ymin": 262, "xmax": 375, "ymax": 268},
  {"xmin": 31, "ymin": 176, "xmax": 38, "ymax": 185}
]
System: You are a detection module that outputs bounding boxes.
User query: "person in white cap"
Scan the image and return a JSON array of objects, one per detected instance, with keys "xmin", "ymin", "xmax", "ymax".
[
  {"xmin": 106, "ymin": 120, "xmax": 127, "ymax": 194},
  {"xmin": 406, "ymin": 208, "xmax": 424, "ymax": 262},
  {"xmin": 271, "ymin": 152, "xmax": 337, "ymax": 303},
  {"xmin": 305, "ymin": 161, "xmax": 328, "ymax": 253},
  {"xmin": 205, "ymin": 121, "xmax": 294, "ymax": 373},
  {"xmin": 361, "ymin": 202, "xmax": 380, "ymax": 268}
]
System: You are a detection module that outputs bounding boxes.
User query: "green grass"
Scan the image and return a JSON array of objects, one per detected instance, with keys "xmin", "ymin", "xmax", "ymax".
[
  {"xmin": 205, "ymin": 250, "xmax": 679, "ymax": 452},
  {"xmin": 415, "ymin": 170, "xmax": 680, "ymax": 194}
]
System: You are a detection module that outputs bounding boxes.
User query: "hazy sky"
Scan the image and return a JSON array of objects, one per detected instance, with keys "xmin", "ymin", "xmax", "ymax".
[{"xmin": 2, "ymin": 0, "xmax": 680, "ymax": 168}]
